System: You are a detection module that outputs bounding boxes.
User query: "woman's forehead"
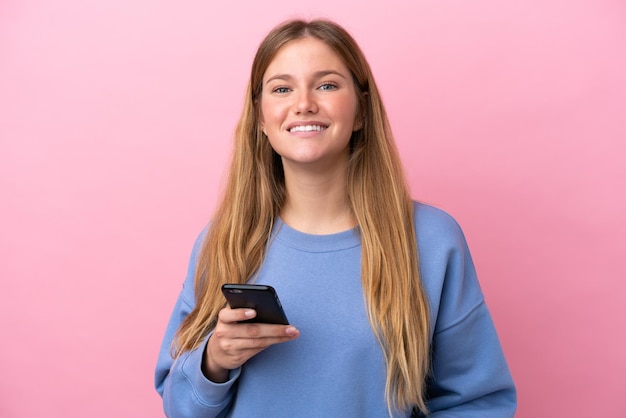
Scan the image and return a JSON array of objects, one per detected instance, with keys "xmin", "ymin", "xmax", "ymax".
[{"xmin": 263, "ymin": 38, "xmax": 349, "ymax": 81}]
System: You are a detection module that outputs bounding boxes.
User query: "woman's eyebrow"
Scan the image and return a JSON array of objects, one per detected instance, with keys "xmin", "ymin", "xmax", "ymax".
[{"xmin": 265, "ymin": 70, "xmax": 347, "ymax": 85}]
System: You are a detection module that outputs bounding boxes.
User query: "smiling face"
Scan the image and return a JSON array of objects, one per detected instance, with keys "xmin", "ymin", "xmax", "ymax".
[{"xmin": 259, "ymin": 37, "xmax": 361, "ymax": 173}]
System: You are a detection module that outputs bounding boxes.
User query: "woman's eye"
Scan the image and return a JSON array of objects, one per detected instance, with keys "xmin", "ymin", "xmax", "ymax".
[
  {"xmin": 318, "ymin": 83, "xmax": 337, "ymax": 91},
  {"xmin": 273, "ymin": 86, "xmax": 291, "ymax": 94}
]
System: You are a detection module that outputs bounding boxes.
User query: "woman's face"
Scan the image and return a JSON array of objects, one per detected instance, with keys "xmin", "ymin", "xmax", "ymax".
[{"xmin": 260, "ymin": 37, "xmax": 360, "ymax": 173}]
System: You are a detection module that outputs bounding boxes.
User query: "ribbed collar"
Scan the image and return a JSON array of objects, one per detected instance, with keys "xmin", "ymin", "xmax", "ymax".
[{"xmin": 271, "ymin": 218, "xmax": 361, "ymax": 253}]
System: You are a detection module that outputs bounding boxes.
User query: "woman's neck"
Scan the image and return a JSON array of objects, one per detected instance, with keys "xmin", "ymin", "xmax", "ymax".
[{"xmin": 280, "ymin": 166, "xmax": 355, "ymax": 235}]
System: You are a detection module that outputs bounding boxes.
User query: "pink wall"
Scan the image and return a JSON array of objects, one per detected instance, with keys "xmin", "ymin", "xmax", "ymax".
[{"xmin": 1, "ymin": 0, "xmax": 624, "ymax": 416}]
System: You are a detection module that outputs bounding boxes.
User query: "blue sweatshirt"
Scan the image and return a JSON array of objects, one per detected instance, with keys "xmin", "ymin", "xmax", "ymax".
[{"xmin": 155, "ymin": 203, "xmax": 516, "ymax": 417}]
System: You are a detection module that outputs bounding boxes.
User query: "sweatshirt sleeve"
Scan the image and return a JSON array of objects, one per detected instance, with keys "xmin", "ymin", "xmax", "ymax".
[
  {"xmin": 415, "ymin": 204, "xmax": 517, "ymax": 417},
  {"xmin": 154, "ymin": 229, "xmax": 241, "ymax": 418}
]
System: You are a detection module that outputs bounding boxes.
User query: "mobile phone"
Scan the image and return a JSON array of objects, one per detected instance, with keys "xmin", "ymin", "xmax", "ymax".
[{"xmin": 221, "ymin": 284, "xmax": 289, "ymax": 325}]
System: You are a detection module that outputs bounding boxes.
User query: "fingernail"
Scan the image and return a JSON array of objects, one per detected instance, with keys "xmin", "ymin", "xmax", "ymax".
[
  {"xmin": 285, "ymin": 326, "xmax": 298, "ymax": 335},
  {"xmin": 244, "ymin": 309, "xmax": 256, "ymax": 318}
]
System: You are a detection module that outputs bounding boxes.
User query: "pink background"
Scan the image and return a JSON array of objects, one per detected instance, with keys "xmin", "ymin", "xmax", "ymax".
[{"xmin": 1, "ymin": 0, "xmax": 625, "ymax": 416}]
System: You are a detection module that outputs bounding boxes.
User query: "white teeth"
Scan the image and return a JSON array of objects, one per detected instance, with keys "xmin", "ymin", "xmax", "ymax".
[{"xmin": 289, "ymin": 125, "xmax": 326, "ymax": 132}]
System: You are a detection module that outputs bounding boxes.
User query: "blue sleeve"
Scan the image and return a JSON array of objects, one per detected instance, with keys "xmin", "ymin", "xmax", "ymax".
[
  {"xmin": 154, "ymin": 229, "xmax": 241, "ymax": 418},
  {"xmin": 415, "ymin": 204, "xmax": 517, "ymax": 417}
]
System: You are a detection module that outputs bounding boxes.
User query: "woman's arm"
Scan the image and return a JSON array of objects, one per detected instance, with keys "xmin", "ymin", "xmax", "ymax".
[
  {"xmin": 424, "ymin": 301, "xmax": 517, "ymax": 417},
  {"xmin": 414, "ymin": 204, "xmax": 517, "ymax": 417},
  {"xmin": 154, "ymin": 230, "xmax": 239, "ymax": 418}
]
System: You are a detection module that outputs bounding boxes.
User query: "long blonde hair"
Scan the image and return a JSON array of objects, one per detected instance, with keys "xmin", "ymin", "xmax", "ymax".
[{"xmin": 174, "ymin": 19, "xmax": 430, "ymax": 415}]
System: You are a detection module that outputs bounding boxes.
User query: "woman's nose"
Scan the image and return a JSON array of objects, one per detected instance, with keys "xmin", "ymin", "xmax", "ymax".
[{"xmin": 292, "ymin": 90, "xmax": 318, "ymax": 114}]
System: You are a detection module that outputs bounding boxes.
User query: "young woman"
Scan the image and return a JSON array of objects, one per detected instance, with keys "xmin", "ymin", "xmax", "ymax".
[{"xmin": 155, "ymin": 19, "xmax": 516, "ymax": 417}]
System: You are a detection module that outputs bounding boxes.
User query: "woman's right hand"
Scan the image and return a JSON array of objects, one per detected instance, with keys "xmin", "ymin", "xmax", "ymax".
[{"xmin": 202, "ymin": 306, "xmax": 300, "ymax": 383}]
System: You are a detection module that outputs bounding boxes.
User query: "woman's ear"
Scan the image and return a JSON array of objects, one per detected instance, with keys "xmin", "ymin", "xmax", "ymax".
[
  {"xmin": 259, "ymin": 110, "xmax": 267, "ymax": 135},
  {"xmin": 353, "ymin": 109, "xmax": 366, "ymax": 132},
  {"xmin": 259, "ymin": 115, "xmax": 266, "ymax": 136},
  {"xmin": 353, "ymin": 92, "xmax": 368, "ymax": 131}
]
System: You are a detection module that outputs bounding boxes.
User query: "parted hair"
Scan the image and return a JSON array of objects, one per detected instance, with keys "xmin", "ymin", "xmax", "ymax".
[{"xmin": 173, "ymin": 18, "xmax": 431, "ymax": 415}]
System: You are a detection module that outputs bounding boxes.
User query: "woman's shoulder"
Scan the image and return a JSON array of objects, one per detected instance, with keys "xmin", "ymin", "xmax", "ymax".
[
  {"xmin": 179, "ymin": 224, "xmax": 210, "ymax": 307},
  {"xmin": 412, "ymin": 201, "xmax": 466, "ymax": 241}
]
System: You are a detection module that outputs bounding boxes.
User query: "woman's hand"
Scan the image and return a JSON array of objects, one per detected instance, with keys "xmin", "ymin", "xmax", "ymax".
[{"xmin": 202, "ymin": 307, "xmax": 300, "ymax": 382}]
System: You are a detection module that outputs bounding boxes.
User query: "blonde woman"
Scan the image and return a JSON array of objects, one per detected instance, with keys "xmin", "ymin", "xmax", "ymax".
[{"xmin": 155, "ymin": 19, "xmax": 516, "ymax": 417}]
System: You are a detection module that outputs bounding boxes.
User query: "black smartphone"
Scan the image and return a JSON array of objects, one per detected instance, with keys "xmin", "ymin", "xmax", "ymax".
[{"xmin": 221, "ymin": 284, "xmax": 289, "ymax": 325}]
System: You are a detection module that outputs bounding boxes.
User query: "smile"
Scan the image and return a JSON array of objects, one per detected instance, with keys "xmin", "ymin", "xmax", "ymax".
[{"xmin": 288, "ymin": 125, "xmax": 327, "ymax": 133}]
